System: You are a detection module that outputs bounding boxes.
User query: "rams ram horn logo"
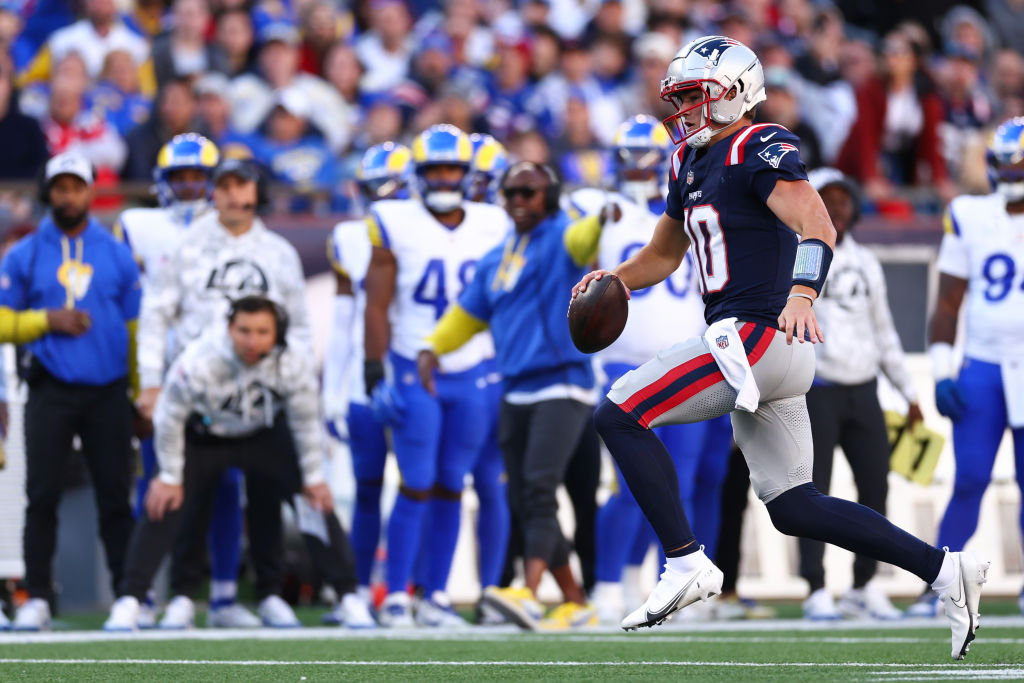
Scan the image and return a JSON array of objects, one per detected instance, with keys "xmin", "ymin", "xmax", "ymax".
[{"xmin": 758, "ymin": 142, "xmax": 798, "ymax": 169}]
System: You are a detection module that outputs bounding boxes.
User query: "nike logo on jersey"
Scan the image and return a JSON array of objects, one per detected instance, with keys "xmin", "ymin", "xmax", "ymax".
[{"xmin": 760, "ymin": 132, "xmax": 778, "ymax": 142}]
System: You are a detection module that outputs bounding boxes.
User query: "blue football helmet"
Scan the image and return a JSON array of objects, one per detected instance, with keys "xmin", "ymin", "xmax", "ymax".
[
  {"xmin": 411, "ymin": 124, "xmax": 474, "ymax": 212},
  {"xmin": 613, "ymin": 114, "xmax": 673, "ymax": 203},
  {"xmin": 153, "ymin": 133, "xmax": 220, "ymax": 223},
  {"xmin": 465, "ymin": 133, "xmax": 510, "ymax": 203},
  {"xmin": 357, "ymin": 142, "xmax": 413, "ymax": 201},
  {"xmin": 987, "ymin": 117, "xmax": 1024, "ymax": 203}
]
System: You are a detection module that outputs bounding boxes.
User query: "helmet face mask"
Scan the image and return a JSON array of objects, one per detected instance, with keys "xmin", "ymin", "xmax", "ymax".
[
  {"xmin": 154, "ymin": 133, "xmax": 219, "ymax": 222},
  {"xmin": 410, "ymin": 124, "xmax": 474, "ymax": 213}
]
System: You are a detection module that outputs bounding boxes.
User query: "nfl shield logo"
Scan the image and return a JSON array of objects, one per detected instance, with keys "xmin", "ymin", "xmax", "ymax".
[
  {"xmin": 716, "ymin": 335, "xmax": 729, "ymax": 349},
  {"xmin": 686, "ymin": 170, "xmax": 694, "ymax": 185}
]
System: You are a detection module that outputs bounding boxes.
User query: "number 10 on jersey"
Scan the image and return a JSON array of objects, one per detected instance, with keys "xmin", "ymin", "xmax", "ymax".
[{"xmin": 682, "ymin": 204, "xmax": 728, "ymax": 295}]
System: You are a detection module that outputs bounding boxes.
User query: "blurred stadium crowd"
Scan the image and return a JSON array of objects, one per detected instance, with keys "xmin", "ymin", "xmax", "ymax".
[{"xmin": 0, "ymin": 0, "xmax": 1020, "ymax": 223}]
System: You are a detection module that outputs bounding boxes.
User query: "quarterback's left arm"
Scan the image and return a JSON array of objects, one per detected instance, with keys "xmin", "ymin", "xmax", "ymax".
[{"xmin": 766, "ymin": 179, "xmax": 837, "ymax": 345}]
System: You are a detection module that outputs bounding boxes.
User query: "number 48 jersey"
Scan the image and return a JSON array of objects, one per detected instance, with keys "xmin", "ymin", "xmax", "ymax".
[
  {"xmin": 368, "ymin": 199, "xmax": 512, "ymax": 372},
  {"xmin": 938, "ymin": 193, "xmax": 1024, "ymax": 363},
  {"xmin": 666, "ymin": 124, "xmax": 808, "ymax": 327}
]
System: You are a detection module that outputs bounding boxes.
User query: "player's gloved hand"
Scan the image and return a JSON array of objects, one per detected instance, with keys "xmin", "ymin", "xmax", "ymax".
[
  {"xmin": 370, "ymin": 381, "xmax": 406, "ymax": 427},
  {"xmin": 934, "ymin": 379, "xmax": 966, "ymax": 421},
  {"xmin": 364, "ymin": 359, "xmax": 385, "ymax": 397},
  {"xmin": 325, "ymin": 418, "xmax": 348, "ymax": 442}
]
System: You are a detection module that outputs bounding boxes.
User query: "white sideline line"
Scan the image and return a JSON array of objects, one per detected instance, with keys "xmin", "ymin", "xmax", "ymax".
[{"xmin": 0, "ymin": 658, "xmax": 1017, "ymax": 669}]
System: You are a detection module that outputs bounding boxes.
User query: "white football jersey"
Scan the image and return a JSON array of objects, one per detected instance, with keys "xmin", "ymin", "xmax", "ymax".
[
  {"xmin": 369, "ymin": 199, "xmax": 511, "ymax": 372},
  {"xmin": 326, "ymin": 218, "xmax": 373, "ymax": 405},
  {"xmin": 938, "ymin": 193, "xmax": 1024, "ymax": 363},
  {"xmin": 114, "ymin": 206, "xmax": 208, "ymax": 280},
  {"xmin": 572, "ymin": 188, "xmax": 706, "ymax": 367}
]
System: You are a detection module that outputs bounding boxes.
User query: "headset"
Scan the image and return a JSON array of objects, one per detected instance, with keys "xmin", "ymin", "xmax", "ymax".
[
  {"xmin": 500, "ymin": 161, "xmax": 562, "ymax": 214},
  {"xmin": 227, "ymin": 295, "xmax": 290, "ymax": 348}
]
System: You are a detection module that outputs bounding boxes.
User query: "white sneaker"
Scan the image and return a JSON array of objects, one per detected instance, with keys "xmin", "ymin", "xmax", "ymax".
[
  {"xmin": 940, "ymin": 551, "xmax": 989, "ymax": 660},
  {"xmin": 258, "ymin": 595, "xmax": 301, "ymax": 628},
  {"xmin": 802, "ymin": 588, "xmax": 842, "ymax": 620},
  {"xmin": 620, "ymin": 550, "xmax": 723, "ymax": 630},
  {"xmin": 0, "ymin": 601, "xmax": 9, "ymax": 630},
  {"xmin": 137, "ymin": 599, "xmax": 157, "ymax": 630},
  {"xmin": 103, "ymin": 596, "xmax": 140, "ymax": 632},
  {"xmin": 12, "ymin": 598, "xmax": 50, "ymax": 632},
  {"xmin": 837, "ymin": 584, "xmax": 902, "ymax": 620},
  {"xmin": 378, "ymin": 592, "xmax": 415, "ymax": 629},
  {"xmin": 905, "ymin": 589, "xmax": 942, "ymax": 618},
  {"xmin": 208, "ymin": 602, "xmax": 261, "ymax": 628},
  {"xmin": 415, "ymin": 591, "xmax": 467, "ymax": 628},
  {"xmin": 325, "ymin": 593, "xmax": 377, "ymax": 629},
  {"xmin": 591, "ymin": 581, "xmax": 625, "ymax": 625},
  {"xmin": 159, "ymin": 595, "xmax": 195, "ymax": 630}
]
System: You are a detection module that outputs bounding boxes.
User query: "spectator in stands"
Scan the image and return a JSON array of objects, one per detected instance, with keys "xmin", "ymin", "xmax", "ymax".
[
  {"xmin": 19, "ymin": 52, "xmax": 90, "ymax": 122},
  {"xmin": 122, "ymin": 78, "xmax": 202, "ymax": 180},
  {"xmin": 91, "ymin": 50, "xmax": 152, "ymax": 138},
  {"xmin": 837, "ymin": 29, "xmax": 955, "ymax": 204},
  {"xmin": 0, "ymin": 59, "xmax": 49, "ymax": 179},
  {"xmin": 528, "ymin": 26, "xmax": 563, "ymax": 83},
  {"xmin": 41, "ymin": 70, "xmax": 126, "ymax": 179},
  {"xmin": 152, "ymin": 0, "xmax": 226, "ymax": 88},
  {"xmin": 554, "ymin": 93, "xmax": 612, "ymax": 190},
  {"xmin": 355, "ymin": 0, "xmax": 414, "ymax": 93},
  {"xmin": 988, "ymin": 48, "xmax": 1024, "ymax": 117},
  {"xmin": 435, "ymin": 0, "xmax": 494, "ymax": 68},
  {"xmin": 214, "ymin": 8, "xmax": 256, "ymax": 78},
  {"xmin": 506, "ymin": 129, "xmax": 550, "ymax": 164},
  {"xmin": 194, "ymin": 73, "xmax": 238, "ymax": 148},
  {"xmin": 582, "ymin": 0, "xmax": 631, "ymax": 44},
  {"xmin": 940, "ymin": 5, "xmax": 995, "ymax": 65},
  {"xmin": 36, "ymin": 0, "xmax": 149, "ymax": 82},
  {"xmin": 536, "ymin": 39, "xmax": 622, "ymax": 146},
  {"xmin": 985, "ymin": 0, "xmax": 1024, "ymax": 55},
  {"xmin": 617, "ymin": 31, "xmax": 676, "ymax": 120},
  {"xmin": 756, "ymin": 66, "xmax": 824, "ymax": 170},
  {"xmin": 298, "ymin": 1, "xmax": 352, "ymax": 77},
  {"xmin": 323, "ymin": 43, "xmax": 362, "ymax": 108},
  {"xmin": 937, "ymin": 44, "xmax": 995, "ymax": 188},
  {"xmin": 228, "ymin": 20, "xmax": 352, "ymax": 153},
  {"xmin": 0, "ymin": 153, "xmax": 140, "ymax": 630},
  {"xmin": 484, "ymin": 35, "xmax": 546, "ymax": 140}
]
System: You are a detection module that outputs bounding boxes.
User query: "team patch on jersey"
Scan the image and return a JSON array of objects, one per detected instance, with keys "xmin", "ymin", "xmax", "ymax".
[
  {"xmin": 758, "ymin": 142, "xmax": 798, "ymax": 169},
  {"xmin": 686, "ymin": 170, "xmax": 694, "ymax": 185},
  {"xmin": 716, "ymin": 335, "xmax": 729, "ymax": 349}
]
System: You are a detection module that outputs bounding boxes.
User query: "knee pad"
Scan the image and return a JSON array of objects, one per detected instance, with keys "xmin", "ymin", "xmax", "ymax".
[{"xmin": 764, "ymin": 482, "xmax": 821, "ymax": 537}]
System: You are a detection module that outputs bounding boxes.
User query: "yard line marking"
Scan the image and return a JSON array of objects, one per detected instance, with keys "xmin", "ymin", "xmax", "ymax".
[
  {"xmin": 0, "ymin": 659, "xmax": 1017, "ymax": 668},
  {"xmin": 865, "ymin": 669, "xmax": 1024, "ymax": 681}
]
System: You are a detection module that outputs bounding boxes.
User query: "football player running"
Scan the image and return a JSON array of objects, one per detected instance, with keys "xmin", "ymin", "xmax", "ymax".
[
  {"xmin": 112, "ymin": 134, "xmax": 258, "ymax": 630},
  {"xmin": 363, "ymin": 124, "xmax": 511, "ymax": 627},
  {"xmin": 572, "ymin": 36, "xmax": 988, "ymax": 659},
  {"xmin": 909, "ymin": 116, "xmax": 1024, "ymax": 618},
  {"xmin": 323, "ymin": 141, "xmax": 412, "ymax": 621},
  {"xmin": 572, "ymin": 115, "xmax": 732, "ymax": 624}
]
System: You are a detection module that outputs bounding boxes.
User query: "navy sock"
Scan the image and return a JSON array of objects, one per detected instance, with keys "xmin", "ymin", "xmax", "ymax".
[
  {"xmin": 766, "ymin": 483, "xmax": 945, "ymax": 584},
  {"xmin": 594, "ymin": 399, "xmax": 697, "ymax": 558}
]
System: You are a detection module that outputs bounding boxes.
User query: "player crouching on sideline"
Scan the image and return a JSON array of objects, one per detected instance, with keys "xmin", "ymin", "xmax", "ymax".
[
  {"xmin": 104, "ymin": 296, "xmax": 374, "ymax": 631},
  {"xmin": 572, "ymin": 35, "xmax": 988, "ymax": 660}
]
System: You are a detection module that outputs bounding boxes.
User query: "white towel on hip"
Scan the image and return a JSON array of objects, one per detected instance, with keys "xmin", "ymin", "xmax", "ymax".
[
  {"xmin": 1001, "ymin": 355, "xmax": 1024, "ymax": 428},
  {"xmin": 704, "ymin": 317, "xmax": 760, "ymax": 413}
]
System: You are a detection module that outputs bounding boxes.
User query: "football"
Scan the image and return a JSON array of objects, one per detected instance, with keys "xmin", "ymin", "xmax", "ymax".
[{"xmin": 568, "ymin": 274, "xmax": 629, "ymax": 354}]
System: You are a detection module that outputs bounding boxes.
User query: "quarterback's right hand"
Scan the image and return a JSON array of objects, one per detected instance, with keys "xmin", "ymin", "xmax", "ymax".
[
  {"xmin": 145, "ymin": 479, "xmax": 184, "ymax": 522},
  {"xmin": 935, "ymin": 379, "xmax": 966, "ymax": 421},
  {"xmin": 136, "ymin": 387, "xmax": 161, "ymax": 422},
  {"xmin": 369, "ymin": 381, "xmax": 406, "ymax": 427},
  {"xmin": 570, "ymin": 270, "xmax": 631, "ymax": 302},
  {"xmin": 47, "ymin": 308, "xmax": 91, "ymax": 336}
]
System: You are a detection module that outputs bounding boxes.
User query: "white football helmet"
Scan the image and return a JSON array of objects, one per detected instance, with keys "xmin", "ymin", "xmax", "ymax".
[{"xmin": 660, "ymin": 35, "xmax": 766, "ymax": 149}]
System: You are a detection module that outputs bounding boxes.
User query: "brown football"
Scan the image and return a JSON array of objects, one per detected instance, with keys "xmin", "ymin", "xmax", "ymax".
[{"xmin": 568, "ymin": 274, "xmax": 629, "ymax": 354}]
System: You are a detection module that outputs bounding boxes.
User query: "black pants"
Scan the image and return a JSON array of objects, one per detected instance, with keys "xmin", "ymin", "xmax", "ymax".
[
  {"xmin": 798, "ymin": 381, "xmax": 891, "ymax": 592},
  {"xmin": 23, "ymin": 373, "xmax": 134, "ymax": 602},
  {"xmin": 564, "ymin": 418, "xmax": 600, "ymax": 593},
  {"xmin": 499, "ymin": 398, "xmax": 592, "ymax": 570},
  {"xmin": 120, "ymin": 416, "xmax": 357, "ymax": 601}
]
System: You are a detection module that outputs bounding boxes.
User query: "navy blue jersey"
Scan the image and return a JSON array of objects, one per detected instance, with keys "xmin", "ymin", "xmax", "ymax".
[{"xmin": 665, "ymin": 123, "xmax": 807, "ymax": 327}]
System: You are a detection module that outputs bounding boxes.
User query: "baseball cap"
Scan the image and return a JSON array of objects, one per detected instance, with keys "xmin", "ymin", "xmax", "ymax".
[
  {"xmin": 45, "ymin": 152, "xmax": 94, "ymax": 186},
  {"xmin": 194, "ymin": 72, "xmax": 230, "ymax": 98},
  {"xmin": 633, "ymin": 32, "xmax": 675, "ymax": 63},
  {"xmin": 258, "ymin": 20, "xmax": 300, "ymax": 47},
  {"xmin": 808, "ymin": 167, "xmax": 858, "ymax": 197},
  {"xmin": 212, "ymin": 158, "xmax": 260, "ymax": 184},
  {"xmin": 273, "ymin": 86, "xmax": 311, "ymax": 118}
]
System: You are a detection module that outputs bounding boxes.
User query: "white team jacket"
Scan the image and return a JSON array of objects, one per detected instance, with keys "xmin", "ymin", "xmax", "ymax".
[
  {"xmin": 813, "ymin": 234, "xmax": 917, "ymax": 401},
  {"xmin": 137, "ymin": 211, "xmax": 312, "ymax": 389},
  {"xmin": 154, "ymin": 328, "xmax": 325, "ymax": 488}
]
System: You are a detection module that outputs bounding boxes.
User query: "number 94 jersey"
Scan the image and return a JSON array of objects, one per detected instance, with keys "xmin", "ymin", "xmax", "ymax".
[
  {"xmin": 937, "ymin": 193, "xmax": 1024, "ymax": 363},
  {"xmin": 666, "ymin": 124, "xmax": 807, "ymax": 327},
  {"xmin": 368, "ymin": 199, "xmax": 512, "ymax": 372},
  {"xmin": 571, "ymin": 188, "xmax": 705, "ymax": 366}
]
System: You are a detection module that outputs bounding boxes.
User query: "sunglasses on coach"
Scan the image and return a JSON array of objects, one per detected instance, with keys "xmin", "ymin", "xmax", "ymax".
[{"xmin": 502, "ymin": 186, "xmax": 539, "ymax": 200}]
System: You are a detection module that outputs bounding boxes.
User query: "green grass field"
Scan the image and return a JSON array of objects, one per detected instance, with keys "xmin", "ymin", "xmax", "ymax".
[{"xmin": 0, "ymin": 614, "xmax": 1022, "ymax": 681}]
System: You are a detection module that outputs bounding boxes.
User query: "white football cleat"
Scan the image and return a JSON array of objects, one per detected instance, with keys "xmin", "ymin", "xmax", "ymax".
[
  {"xmin": 258, "ymin": 595, "xmax": 301, "ymax": 628},
  {"xmin": 415, "ymin": 591, "xmax": 468, "ymax": 628},
  {"xmin": 802, "ymin": 588, "xmax": 842, "ymax": 620},
  {"xmin": 208, "ymin": 602, "xmax": 261, "ymax": 628},
  {"xmin": 159, "ymin": 595, "xmax": 195, "ymax": 630},
  {"xmin": 325, "ymin": 592, "xmax": 377, "ymax": 629},
  {"xmin": 137, "ymin": 599, "xmax": 157, "ymax": 629},
  {"xmin": 620, "ymin": 551, "xmax": 723, "ymax": 630},
  {"xmin": 941, "ymin": 551, "xmax": 989, "ymax": 660},
  {"xmin": 379, "ymin": 592, "xmax": 415, "ymax": 629},
  {"xmin": 837, "ymin": 584, "xmax": 902, "ymax": 620},
  {"xmin": 103, "ymin": 596, "xmax": 140, "ymax": 632},
  {"xmin": 12, "ymin": 598, "xmax": 51, "ymax": 632}
]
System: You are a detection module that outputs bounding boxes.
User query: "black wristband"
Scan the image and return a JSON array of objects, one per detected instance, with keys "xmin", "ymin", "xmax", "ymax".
[
  {"xmin": 364, "ymin": 360, "xmax": 384, "ymax": 395},
  {"xmin": 792, "ymin": 238, "xmax": 833, "ymax": 294}
]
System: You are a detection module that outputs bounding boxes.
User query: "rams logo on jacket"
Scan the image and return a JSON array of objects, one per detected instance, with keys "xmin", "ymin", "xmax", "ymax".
[{"xmin": 205, "ymin": 259, "xmax": 270, "ymax": 297}]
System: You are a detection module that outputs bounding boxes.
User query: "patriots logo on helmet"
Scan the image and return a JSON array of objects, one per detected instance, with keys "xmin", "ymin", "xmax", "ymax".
[
  {"xmin": 691, "ymin": 37, "xmax": 740, "ymax": 64},
  {"xmin": 758, "ymin": 142, "xmax": 798, "ymax": 169}
]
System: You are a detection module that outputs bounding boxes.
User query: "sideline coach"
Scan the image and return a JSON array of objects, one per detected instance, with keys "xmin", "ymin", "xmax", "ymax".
[{"xmin": 0, "ymin": 152, "xmax": 141, "ymax": 630}]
